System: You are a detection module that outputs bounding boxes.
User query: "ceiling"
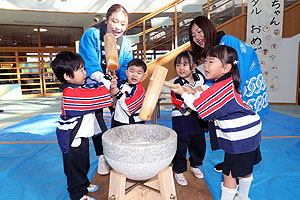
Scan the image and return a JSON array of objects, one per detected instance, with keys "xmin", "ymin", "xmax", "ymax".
[
  {"xmin": 0, "ymin": 0, "xmax": 184, "ymax": 28},
  {"xmin": 0, "ymin": 9, "xmax": 149, "ymax": 29}
]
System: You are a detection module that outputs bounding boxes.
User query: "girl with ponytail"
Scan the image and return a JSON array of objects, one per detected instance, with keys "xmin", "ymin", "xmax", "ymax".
[{"xmin": 171, "ymin": 45, "xmax": 262, "ymax": 200}]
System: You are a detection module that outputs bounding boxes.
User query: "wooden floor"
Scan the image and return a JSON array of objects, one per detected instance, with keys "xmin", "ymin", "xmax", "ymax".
[{"xmin": 88, "ymin": 161, "xmax": 213, "ymax": 200}]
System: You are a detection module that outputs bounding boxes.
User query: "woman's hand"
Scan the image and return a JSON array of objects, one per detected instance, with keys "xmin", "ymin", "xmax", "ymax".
[{"xmin": 90, "ymin": 71, "xmax": 104, "ymax": 82}]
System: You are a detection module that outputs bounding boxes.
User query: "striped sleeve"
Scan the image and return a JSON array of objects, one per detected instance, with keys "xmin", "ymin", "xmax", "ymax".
[
  {"xmin": 193, "ymin": 77, "xmax": 244, "ymax": 120},
  {"xmin": 62, "ymin": 84, "xmax": 112, "ymax": 118},
  {"xmin": 124, "ymin": 82, "xmax": 145, "ymax": 115},
  {"xmin": 171, "ymin": 91, "xmax": 184, "ymax": 110},
  {"xmin": 170, "ymin": 78, "xmax": 191, "ymax": 115}
]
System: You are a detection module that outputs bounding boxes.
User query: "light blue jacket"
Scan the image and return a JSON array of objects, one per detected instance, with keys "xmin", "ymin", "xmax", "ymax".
[
  {"xmin": 219, "ymin": 35, "xmax": 269, "ymax": 116},
  {"xmin": 79, "ymin": 26, "xmax": 133, "ymax": 81}
]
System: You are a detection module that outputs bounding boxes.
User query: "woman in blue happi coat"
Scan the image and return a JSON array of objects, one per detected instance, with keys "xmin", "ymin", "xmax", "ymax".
[
  {"xmin": 79, "ymin": 4, "xmax": 133, "ymax": 82},
  {"xmin": 79, "ymin": 4, "xmax": 133, "ymax": 176}
]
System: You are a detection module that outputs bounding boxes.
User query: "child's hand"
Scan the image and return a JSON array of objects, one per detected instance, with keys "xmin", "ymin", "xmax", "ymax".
[
  {"xmin": 195, "ymin": 86, "xmax": 203, "ymax": 92},
  {"xmin": 111, "ymin": 74, "xmax": 118, "ymax": 80},
  {"xmin": 110, "ymin": 87, "xmax": 119, "ymax": 96},
  {"xmin": 182, "ymin": 85, "xmax": 197, "ymax": 94},
  {"xmin": 110, "ymin": 77, "xmax": 118, "ymax": 89},
  {"xmin": 171, "ymin": 84, "xmax": 184, "ymax": 95}
]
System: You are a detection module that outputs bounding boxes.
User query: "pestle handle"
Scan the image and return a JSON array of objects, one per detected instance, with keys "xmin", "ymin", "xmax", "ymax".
[
  {"xmin": 139, "ymin": 66, "xmax": 168, "ymax": 121},
  {"xmin": 163, "ymin": 81, "xmax": 179, "ymax": 89}
]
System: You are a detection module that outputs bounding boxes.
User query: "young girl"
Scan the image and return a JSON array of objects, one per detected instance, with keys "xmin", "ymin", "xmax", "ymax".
[
  {"xmin": 189, "ymin": 15, "xmax": 269, "ymax": 175},
  {"xmin": 171, "ymin": 45, "xmax": 262, "ymax": 200},
  {"xmin": 170, "ymin": 51, "xmax": 208, "ymax": 186}
]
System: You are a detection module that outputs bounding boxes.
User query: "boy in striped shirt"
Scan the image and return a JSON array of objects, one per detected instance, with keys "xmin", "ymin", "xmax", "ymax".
[
  {"xmin": 110, "ymin": 58, "xmax": 146, "ymax": 127},
  {"xmin": 51, "ymin": 51, "xmax": 114, "ymax": 200}
]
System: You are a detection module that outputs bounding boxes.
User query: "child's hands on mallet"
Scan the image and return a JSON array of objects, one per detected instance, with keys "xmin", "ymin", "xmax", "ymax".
[
  {"xmin": 110, "ymin": 76, "xmax": 119, "ymax": 96},
  {"xmin": 170, "ymin": 84, "xmax": 185, "ymax": 95},
  {"xmin": 182, "ymin": 85, "xmax": 197, "ymax": 95}
]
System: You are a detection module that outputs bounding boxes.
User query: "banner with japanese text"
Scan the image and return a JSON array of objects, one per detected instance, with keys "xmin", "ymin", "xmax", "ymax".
[{"xmin": 246, "ymin": 0, "xmax": 284, "ymax": 91}]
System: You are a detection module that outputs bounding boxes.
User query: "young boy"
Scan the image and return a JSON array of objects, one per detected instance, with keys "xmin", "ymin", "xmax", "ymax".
[
  {"xmin": 51, "ymin": 51, "xmax": 113, "ymax": 200},
  {"xmin": 110, "ymin": 58, "xmax": 147, "ymax": 127}
]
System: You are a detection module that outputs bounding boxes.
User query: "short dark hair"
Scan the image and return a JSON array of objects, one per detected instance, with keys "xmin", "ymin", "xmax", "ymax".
[
  {"xmin": 189, "ymin": 16, "xmax": 217, "ymax": 60},
  {"xmin": 50, "ymin": 51, "xmax": 85, "ymax": 83},
  {"xmin": 127, "ymin": 58, "xmax": 147, "ymax": 73},
  {"xmin": 207, "ymin": 45, "xmax": 241, "ymax": 93},
  {"xmin": 174, "ymin": 51, "xmax": 198, "ymax": 70}
]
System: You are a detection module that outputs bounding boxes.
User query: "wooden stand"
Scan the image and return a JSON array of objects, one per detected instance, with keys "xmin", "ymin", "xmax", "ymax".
[{"xmin": 108, "ymin": 166, "xmax": 177, "ymax": 200}]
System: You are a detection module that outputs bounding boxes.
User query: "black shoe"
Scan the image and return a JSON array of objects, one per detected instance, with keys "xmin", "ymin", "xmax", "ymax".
[
  {"xmin": 0, "ymin": 110, "xmax": 4, "ymax": 113},
  {"xmin": 214, "ymin": 162, "xmax": 223, "ymax": 172}
]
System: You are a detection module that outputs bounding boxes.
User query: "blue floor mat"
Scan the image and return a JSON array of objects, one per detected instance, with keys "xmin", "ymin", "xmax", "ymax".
[
  {"xmin": 0, "ymin": 114, "xmax": 99, "ymax": 200},
  {"xmin": 0, "ymin": 110, "xmax": 299, "ymax": 199}
]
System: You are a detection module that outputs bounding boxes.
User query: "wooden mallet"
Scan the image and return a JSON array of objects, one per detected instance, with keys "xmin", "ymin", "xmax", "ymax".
[
  {"xmin": 104, "ymin": 33, "xmax": 120, "ymax": 76},
  {"xmin": 139, "ymin": 66, "xmax": 178, "ymax": 121}
]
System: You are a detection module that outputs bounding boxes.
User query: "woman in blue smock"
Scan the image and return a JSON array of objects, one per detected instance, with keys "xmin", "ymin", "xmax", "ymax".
[
  {"xmin": 79, "ymin": 4, "xmax": 133, "ymax": 82},
  {"xmin": 79, "ymin": 4, "xmax": 133, "ymax": 176}
]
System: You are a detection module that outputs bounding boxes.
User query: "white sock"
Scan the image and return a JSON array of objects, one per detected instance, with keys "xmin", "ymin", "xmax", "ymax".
[
  {"xmin": 236, "ymin": 175, "xmax": 253, "ymax": 199},
  {"xmin": 221, "ymin": 182, "xmax": 237, "ymax": 200}
]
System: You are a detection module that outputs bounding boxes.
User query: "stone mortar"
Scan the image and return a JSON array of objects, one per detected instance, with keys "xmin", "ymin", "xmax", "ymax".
[{"xmin": 102, "ymin": 124, "xmax": 177, "ymax": 181}]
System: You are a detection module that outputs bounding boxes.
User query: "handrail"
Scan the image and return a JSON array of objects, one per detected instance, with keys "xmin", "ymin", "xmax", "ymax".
[
  {"xmin": 127, "ymin": 0, "xmax": 250, "ymax": 62},
  {"xmin": 127, "ymin": 0, "xmax": 248, "ymax": 62},
  {"xmin": 127, "ymin": 0, "xmax": 185, "ymax": 30}
]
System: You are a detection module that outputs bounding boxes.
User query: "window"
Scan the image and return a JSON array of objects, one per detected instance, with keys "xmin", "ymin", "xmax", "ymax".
[
  {"xmin": 0, "ymin": 25, "xmax": 38, "ymax": 47},
  {"xmin": 0, "ymin": 25, "xmax": 82, "ymax": 47},
  {"xmin": 40, "ymin": 26, "xmax": 82, "ymax": 47}
]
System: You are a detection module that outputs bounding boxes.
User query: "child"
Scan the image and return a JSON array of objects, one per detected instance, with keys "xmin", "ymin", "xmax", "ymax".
[
  {"xmin": 110, "ymin": 58, "xmax": 146, "ymax": 127},
  {"xmin": 171, "ymin": 51, "xmax": 208, "ymax": 186},
  {"xmin": 51, "ymin": 51, "xmax": 113, "ymax": 200},
  {"xmin": 171, "ymin": 45, "xmax": 262, "ymax": 200}
]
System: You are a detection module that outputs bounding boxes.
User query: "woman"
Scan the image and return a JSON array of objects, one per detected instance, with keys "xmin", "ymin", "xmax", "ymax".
[
  {"xmin": 79, "ymin": 4, "xmax": 133, "ymax": 82},
  {"xmin": 79, "ymin": 4, "xmax": 133, "ymax": 175},
  {"xmin": 188, "ymin": 16, "xmax": 269, "ymax": 172}
]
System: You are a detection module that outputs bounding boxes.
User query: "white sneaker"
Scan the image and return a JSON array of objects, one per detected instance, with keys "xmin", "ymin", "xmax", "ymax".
[
  {"xmin": 97, "ymin": 155, "xmax": 110, "ymax": 175},
  {"xmin": 191, "ymin": 167, "xmax": 204, "ymax": 179},
  {"xmin": 174, "ymin": 173, "xmax": 188, "ymax": 186},
  {"xmin": 234, "ymin": 195, "xmax": 251, "ymax": 200},
  {"xmin": 80, "ymin": 195, "xmax": 96, "ymax": 200},
  {"xmin": 87, "ymin": 184, "xmax": 98, "ymax": 192}
]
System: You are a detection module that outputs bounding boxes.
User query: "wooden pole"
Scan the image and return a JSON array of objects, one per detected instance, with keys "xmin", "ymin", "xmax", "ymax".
[
  {"xmin": 207, "ymin": 0, "xmax": 211, "ymax": 19},
  {"xmin": 143, "ymin": 21, "xmax": 146, "ymax": 63},
  {"xmin": 174, "ymin": 3, "xmax": 178, "ymax": 49},
  {"xmin": 242, "ymin": 0, "xmax": 245, "ymax": 14},
  {"xmin": 139, "ymin": 66, "xmax": 168, "ymax": 121},
  {"xmin": 75, "ymin": 40, "xmax": 80, "ymax": 53}
]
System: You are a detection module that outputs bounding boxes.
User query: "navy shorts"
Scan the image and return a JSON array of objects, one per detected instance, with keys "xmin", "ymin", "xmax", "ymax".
[{"xmin": 223, "ymin": 146, "xmax": 262, "ymax": 178}]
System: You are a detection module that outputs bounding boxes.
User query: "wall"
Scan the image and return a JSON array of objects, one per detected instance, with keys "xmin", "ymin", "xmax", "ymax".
[
  {"xmin": 283, "ymin": 2, "xmax": 300, "ymax": 38},
  {"xmin": 268, "ymin": 33, "xmax": 300, "ymax": 104}
]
